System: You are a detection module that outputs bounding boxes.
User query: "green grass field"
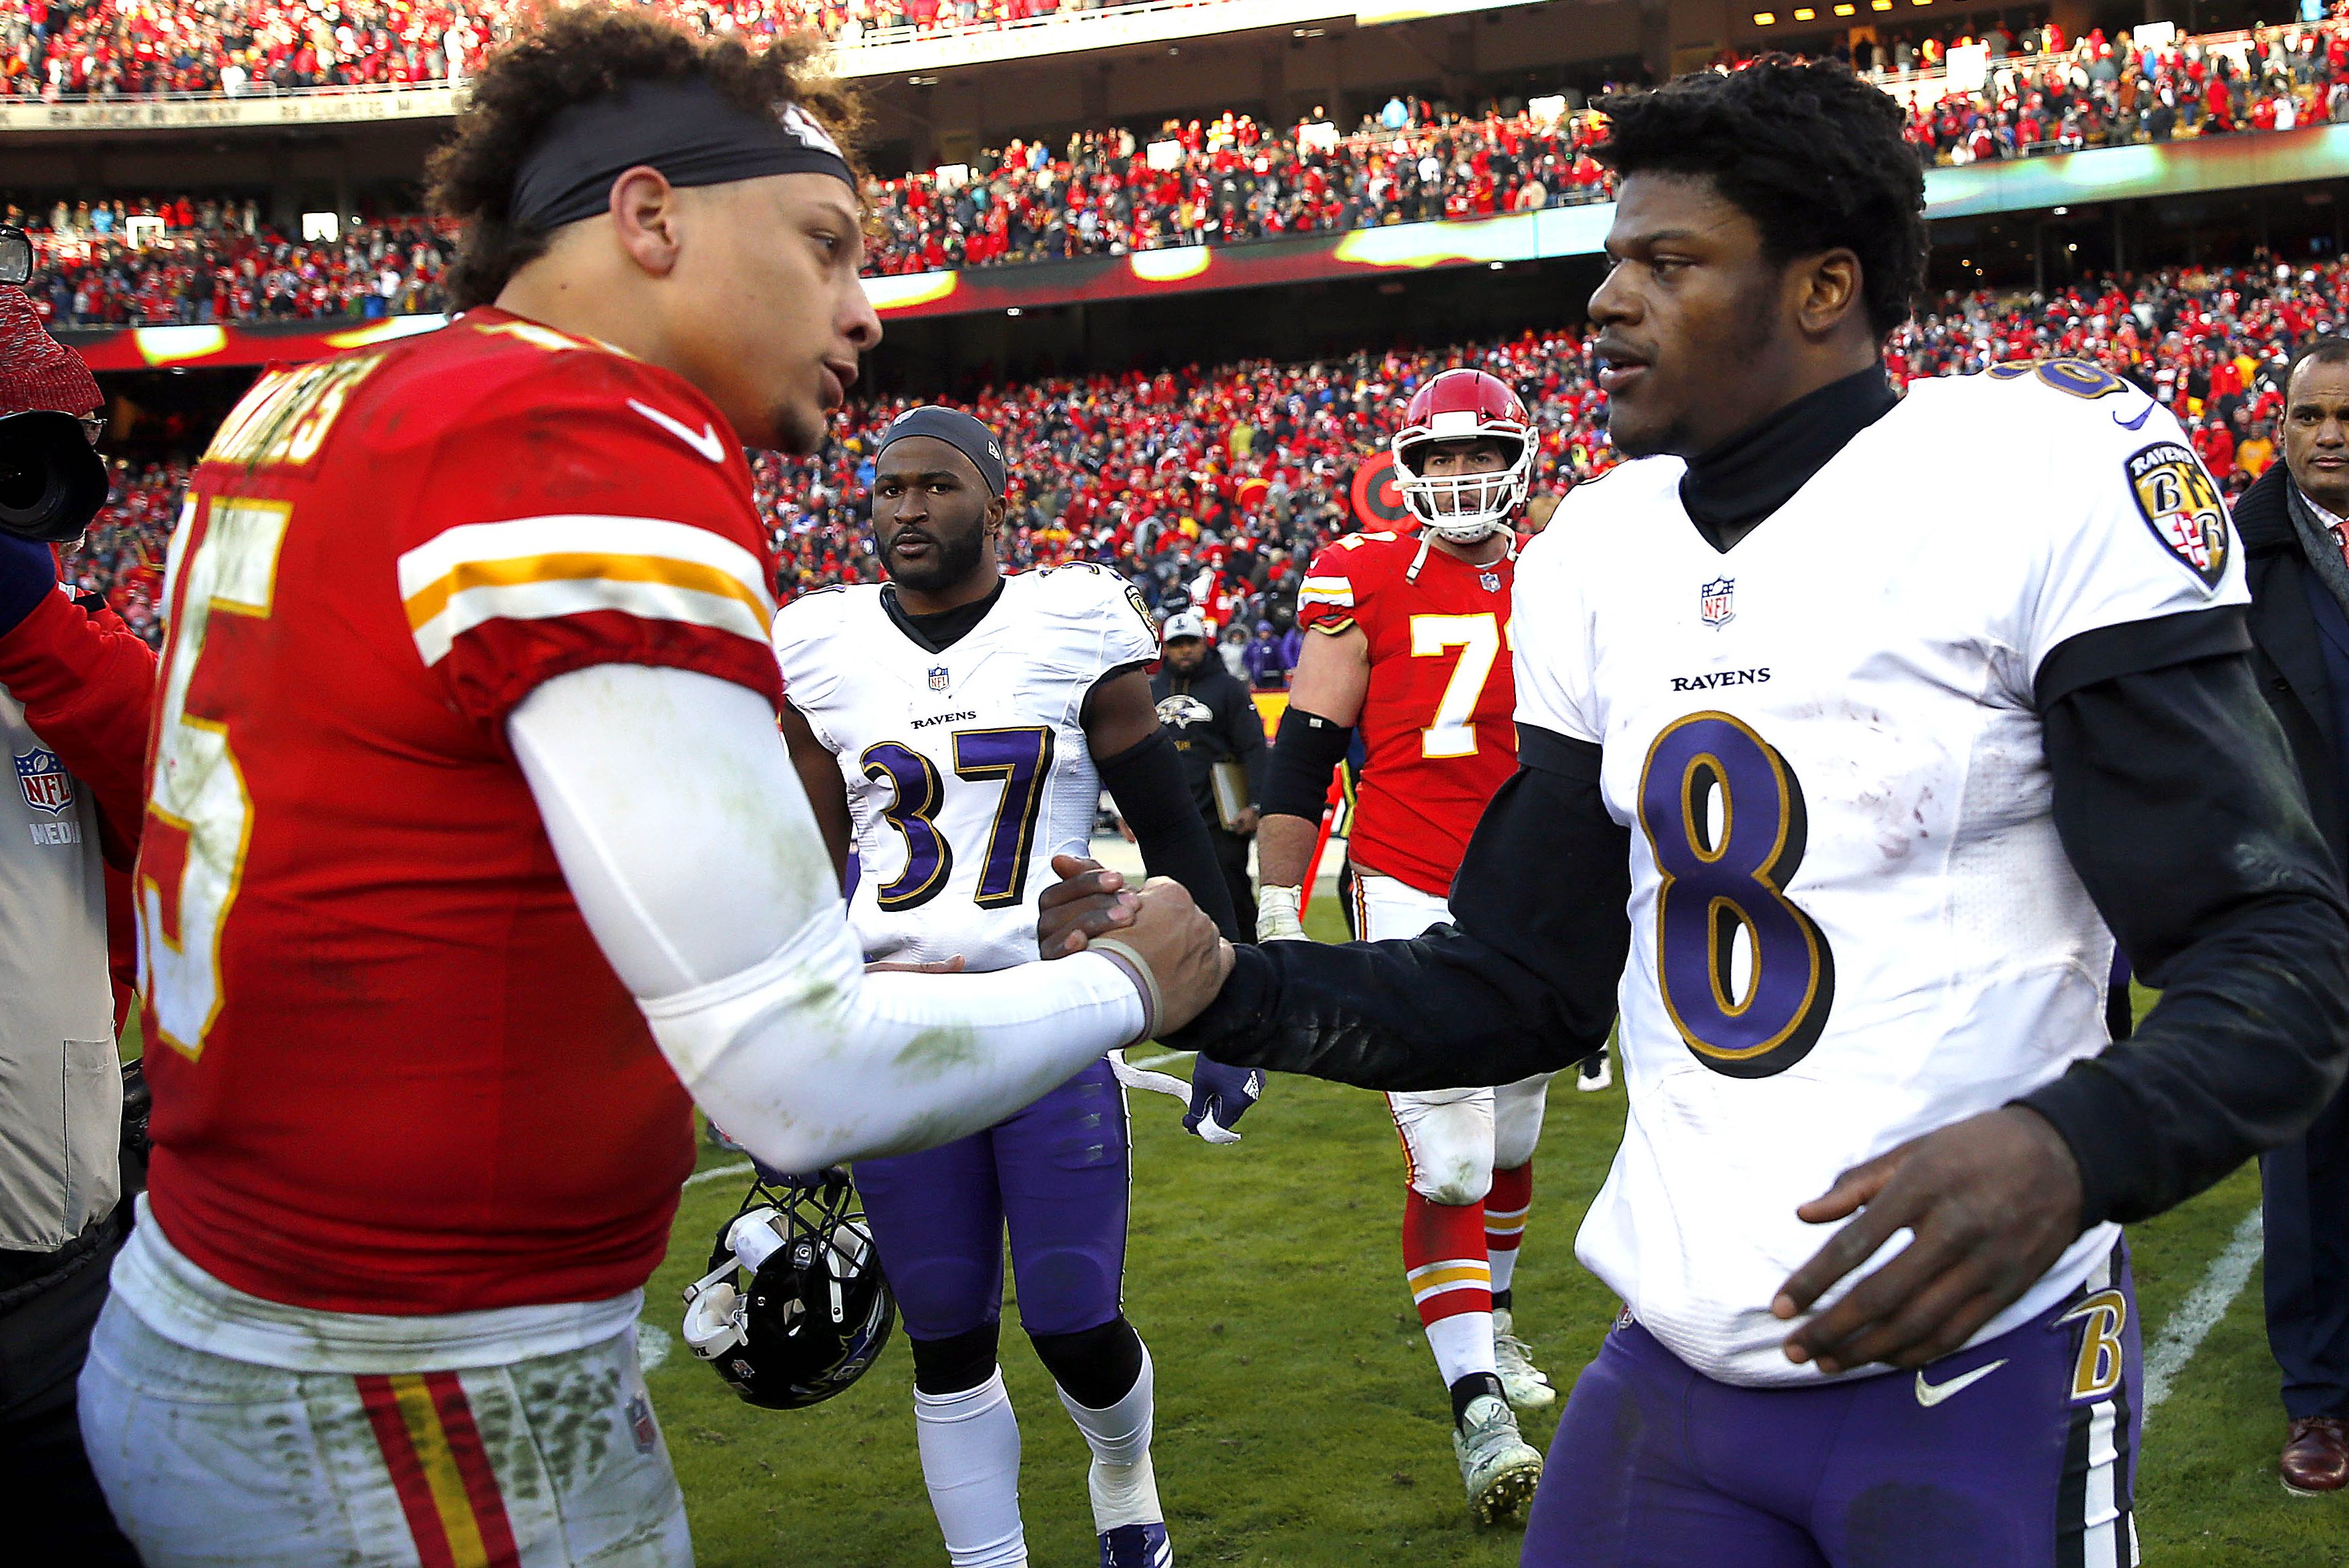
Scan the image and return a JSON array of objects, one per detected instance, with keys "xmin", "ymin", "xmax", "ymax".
[
  {"xmin": 115, "ymin": 928, "xmax": 2340, "ymax": 1561},
  {"xmin": 633, "ymin": 939, "xmax": 2349, "ymax": 1567}
]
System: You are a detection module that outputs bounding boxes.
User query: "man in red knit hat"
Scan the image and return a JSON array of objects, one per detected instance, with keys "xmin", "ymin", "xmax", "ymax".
[{"xmin": 0, "ymin": 237, "xmax": 158, "ymax": 1565}]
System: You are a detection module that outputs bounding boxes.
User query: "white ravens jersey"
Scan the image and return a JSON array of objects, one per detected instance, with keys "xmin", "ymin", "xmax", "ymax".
[
  {"xmin": 1519, "ymin": 361, "xmax": 2245, "ymax": 1387},
  {"xmin": 774, "ymin": 564, "xmax": 1160, "ymax": 972}
]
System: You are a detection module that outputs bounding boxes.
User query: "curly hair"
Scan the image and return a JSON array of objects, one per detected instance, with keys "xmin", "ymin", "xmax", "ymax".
[
  {"xmin": 1594, "ymin": 59, "xmax": 1927, "ymax": 339},
  {"xmin": 424, "ymin": 3, "xmax": 865, "ymax": 310}
]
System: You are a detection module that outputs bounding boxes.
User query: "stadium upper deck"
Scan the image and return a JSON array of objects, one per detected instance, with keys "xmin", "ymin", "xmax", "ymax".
[{"xmin": 22, "ymin": 106, "xmax": 2349, "ymax": 372}]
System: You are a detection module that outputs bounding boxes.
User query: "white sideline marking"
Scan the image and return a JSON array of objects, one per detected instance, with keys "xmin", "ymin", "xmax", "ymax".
[
  {"xmin": 2142, "ymin": 1203, "xmax": 2263, "ymax": 1421},
  {"xmin": 1128, "ymin": 1050, "xmax": 1195, "ymax": 1072},
  {"xmin": 685, "ymin": 1159, "xmax": 754, "ymax": 1189}
]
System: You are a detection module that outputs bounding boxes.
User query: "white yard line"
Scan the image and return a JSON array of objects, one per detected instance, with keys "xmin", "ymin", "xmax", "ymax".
[
  {"xmin": 684, "ymin": 1159, "xmax": 754, "ymax": 1188},
  {"xmin": 1126, "ymin": 1050, "xmax": 1195, "ymax": 1072},
  {"xmin": 2141, "ymin": 1203, "xmax": 2264, "ymax": 1421}
]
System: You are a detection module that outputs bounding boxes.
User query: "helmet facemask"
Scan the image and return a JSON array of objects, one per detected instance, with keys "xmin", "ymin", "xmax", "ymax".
[
  {"xmin": 1393, "ymin": 430, "xmax": 1533, "ymax": 543},
  {"xmin": 679, "ymin": 1168, "xmax": 895, "ymax": 1410}
]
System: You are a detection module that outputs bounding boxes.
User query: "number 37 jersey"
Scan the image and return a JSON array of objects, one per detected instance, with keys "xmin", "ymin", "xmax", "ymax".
[
  {"xmin": 774, "ymin": 567, "xmax": 1159, "ymax": 972},
  {"xmin": 1521, "ymin": 364, "xmax": 2247, "ymax": 1386}
]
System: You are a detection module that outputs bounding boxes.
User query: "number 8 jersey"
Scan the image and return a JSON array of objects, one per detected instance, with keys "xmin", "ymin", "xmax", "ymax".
[
  {"xmin": 1519, "ymin": 363, "xmax": 2248, "ymax": 1386},
  {"xmin": 774, "ymin": 566, "xmax": 1160, "ymax": 972}
]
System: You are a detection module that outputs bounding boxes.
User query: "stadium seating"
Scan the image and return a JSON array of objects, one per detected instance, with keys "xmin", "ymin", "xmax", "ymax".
[
  {"xmin": 1883, "ymin": 19, "xmax": 2349, "ymax": 160},
  {"xmin": 17, "ymin": 206, "xmax": 456, "ymax": 326},
  {"xmin": 0, "ymin": 0, "xmax": 1270, "ymax": 99},
  {"xmin": 62, "ymin": 257, "xmax": 2338, "ymax": 643},
  {"xmin": 22, "ymin": 11, "xmax": 2349, "ymax": 326}
]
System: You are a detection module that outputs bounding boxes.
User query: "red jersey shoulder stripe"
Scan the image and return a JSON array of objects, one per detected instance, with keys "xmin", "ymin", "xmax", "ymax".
[{"xmin": 396, "ymin": 514, "xmax": 776, "ymax": 670}]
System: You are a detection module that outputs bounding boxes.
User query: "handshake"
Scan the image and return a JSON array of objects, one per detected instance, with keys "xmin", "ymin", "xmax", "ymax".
[
  {"xmin": 1038, "ymin": 852, "xmax": 1233, "ymax": 1036},
  {"xmin": 1038, "ymin": 854, "xmax": 1263, "ymax": 1142}
]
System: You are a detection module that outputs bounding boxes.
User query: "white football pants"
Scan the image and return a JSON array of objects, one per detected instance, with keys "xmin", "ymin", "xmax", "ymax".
[
  {"xmin": 1348, "ymin": 870, "xmax": 1553, "ymax": 1205},
  {"xmin": 79, "ymin": 1297, "xmax": 691, "ymax": 1567}
]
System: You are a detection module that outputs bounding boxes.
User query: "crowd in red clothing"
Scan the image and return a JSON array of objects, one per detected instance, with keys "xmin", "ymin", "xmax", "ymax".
[
  {"xmin": 63, "ymin": 458, "xmax": 180, "ymax": 643},
  {"xmin": 863, "ymin": 103, "xmax": 1615, "ymax": 274},
  {"xmin": 0, "ymin": 0, "xmax": 1225, "ymax": 100},
  {"xmin": 11, "ymin": 100, "xmax": 1617, "ymax": 323},
  {"xmin": 59, "ymin": 255, "xmax": 2344, "ymax": 649},
  {"xmin": 25, "ymin": 13, "xmax": 2349, "ymax": 325},
  {"xmin": 1886, "ymin": 19, "xmax": 2349, "ymax": 163},
  {"xmin": 13, "ymin": 198, "xmax": 458, "ymax": 326}
]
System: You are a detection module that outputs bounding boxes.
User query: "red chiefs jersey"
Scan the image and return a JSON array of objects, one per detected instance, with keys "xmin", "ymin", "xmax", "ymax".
[
  {"xmin": 1295, "ymin": 529, "xmax": 1517, "ymax": 897},
  {"xmin": 136, "ymin": 309, "xmax": 783, "ymax": 1315}
]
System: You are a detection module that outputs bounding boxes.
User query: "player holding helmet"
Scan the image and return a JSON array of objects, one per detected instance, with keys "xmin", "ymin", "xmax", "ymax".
[{"xmin": 1253, "ymin": 367, "xmax": 1566, "ymax": 1523}]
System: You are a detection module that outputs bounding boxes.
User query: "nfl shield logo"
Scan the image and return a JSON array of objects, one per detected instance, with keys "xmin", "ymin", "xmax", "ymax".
[
  {"xmin": 927, "ymin": 665, "xmax": 951, "ymax": 691},
  {"xmin": 1698, "ymin": 577, "xmax": 1736, "ymax": 629},
  {"xmin": 13, "ymin": 748, "xmax": 72, "ymax": 815},
  {"xmin": 626, "ymin": 1391, "xmax": 659, "ymax": 1455},
  {"xmin": 1479, "ymin": 571, "xmax": 1501, "ymax": 593}
]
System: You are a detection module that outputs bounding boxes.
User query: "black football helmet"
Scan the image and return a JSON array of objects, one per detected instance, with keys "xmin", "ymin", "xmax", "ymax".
[{"xmin": 679, "ymin": 1167, "xmax": 895, "ymax": 1410}]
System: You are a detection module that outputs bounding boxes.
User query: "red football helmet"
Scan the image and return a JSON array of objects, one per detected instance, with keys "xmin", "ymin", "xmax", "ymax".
[{"xmin": 1391, "ymin": 368, "xmax": 1533, "ymax": 542}]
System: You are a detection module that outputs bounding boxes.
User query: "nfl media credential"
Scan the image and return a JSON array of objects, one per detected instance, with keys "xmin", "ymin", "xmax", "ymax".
[{"xmin": 15, "ymin": 746, "xmax": 82, "ymax": 844}]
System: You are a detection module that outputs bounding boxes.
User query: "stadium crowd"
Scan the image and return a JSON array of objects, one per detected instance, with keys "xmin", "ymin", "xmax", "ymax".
[
  {"xmin": 13, "ymin": 201, "xmax": 458, "ymax": 325},
  {"xmin": 59, "ymin": 253, "xmax": 2344, "ymax": 662},
  {"xmin": 23, "ymin": 11, "xmax": 2349, "ymax": 323},
  {"xmin": 10, "ymin": 96, "xmax": 1619, "ymax": 323},
  {"xmin": 1887, "ymin": 16, "xmax": 2349, "ymax": 161},
  {"xmin": 0, "ymin": 0, "xmax": 1235, "ymax": 99}
]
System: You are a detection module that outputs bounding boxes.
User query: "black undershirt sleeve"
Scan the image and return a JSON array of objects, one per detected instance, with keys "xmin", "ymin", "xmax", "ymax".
[
  {"xmin": 1260, "ymin": 705, "xmax": 1352, "ymax": 824},
  {"xmin": 1097, "ymin": 730, "xmax": 1243, "ymax": 941},
  {"xmin": 1165, "ymin": 724, "xmax": 1629, "ymax": 1085},
  {"xmin": 2022, "ymin": 641, "xmax": 2349, "ymax": 1228},
  {"xmin": 2032, "ymin": 603, "xmax": 2252, "ymax": 710}
]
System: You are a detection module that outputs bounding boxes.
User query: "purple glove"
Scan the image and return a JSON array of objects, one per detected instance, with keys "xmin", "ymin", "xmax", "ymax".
[
  {"xmin": 0, "ymin": 531, "xmax": 55, "ymax": 639},
  {"xmin": 1183, "ymin": 1056, "xmax": 1263, "ymax": 1144}
]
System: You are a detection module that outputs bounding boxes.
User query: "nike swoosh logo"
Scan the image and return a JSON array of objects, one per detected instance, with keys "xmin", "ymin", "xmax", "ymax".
[
  {"xmin": 1915, "ymin": 1358, "xmax": 2008, "ymax": 1408},
  {"xmin": 628, "ymin": 400, "xmax": 728, "ymax": 463},
  {"xmin": 2112, "ymin": 402, "xmax": 2154, "ymax": 431}
]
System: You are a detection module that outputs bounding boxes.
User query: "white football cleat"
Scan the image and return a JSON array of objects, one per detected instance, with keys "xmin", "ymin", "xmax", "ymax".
[
  {"xmin": 1576, "ymin": 1052, "xmax": 1611, "ymax": 1092},
  {"xmin": 1454, "ymin": 1394, "xmax": 1543, "ymax": 1525},
  {"xmin": 1492, "ymin": 1307, "xmax": 1557, "ymax": 1410}
]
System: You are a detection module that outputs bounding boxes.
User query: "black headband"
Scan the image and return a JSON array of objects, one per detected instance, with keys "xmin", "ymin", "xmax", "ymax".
[
  {"xmin": 877, "ymin": 406, "xmax": 1008, "ymax": 497},
  {"xmin": 510, "ymin": 77, "xmax": 856, "ymax": 234}
]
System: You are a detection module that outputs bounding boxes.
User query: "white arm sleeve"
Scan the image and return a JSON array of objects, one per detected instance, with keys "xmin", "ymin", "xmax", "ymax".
[{"xmin": 507, "ymin": 663, "xmax": 1147, "ymax": 1170}]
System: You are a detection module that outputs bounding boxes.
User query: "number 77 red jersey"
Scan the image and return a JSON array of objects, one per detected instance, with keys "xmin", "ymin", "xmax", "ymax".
[{"xmin": 1294, "ymin": 528, "xmax": 1519, "ymax": 897}]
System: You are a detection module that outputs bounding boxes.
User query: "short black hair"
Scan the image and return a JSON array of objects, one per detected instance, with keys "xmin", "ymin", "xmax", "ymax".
[
  {"xmin": 1594, "ymin": 58, "xmax": 1929, "ymax": 339},
  {"xmin": 2285, "ymin": 333, "xmax": 2349, "ymax": 396}
]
